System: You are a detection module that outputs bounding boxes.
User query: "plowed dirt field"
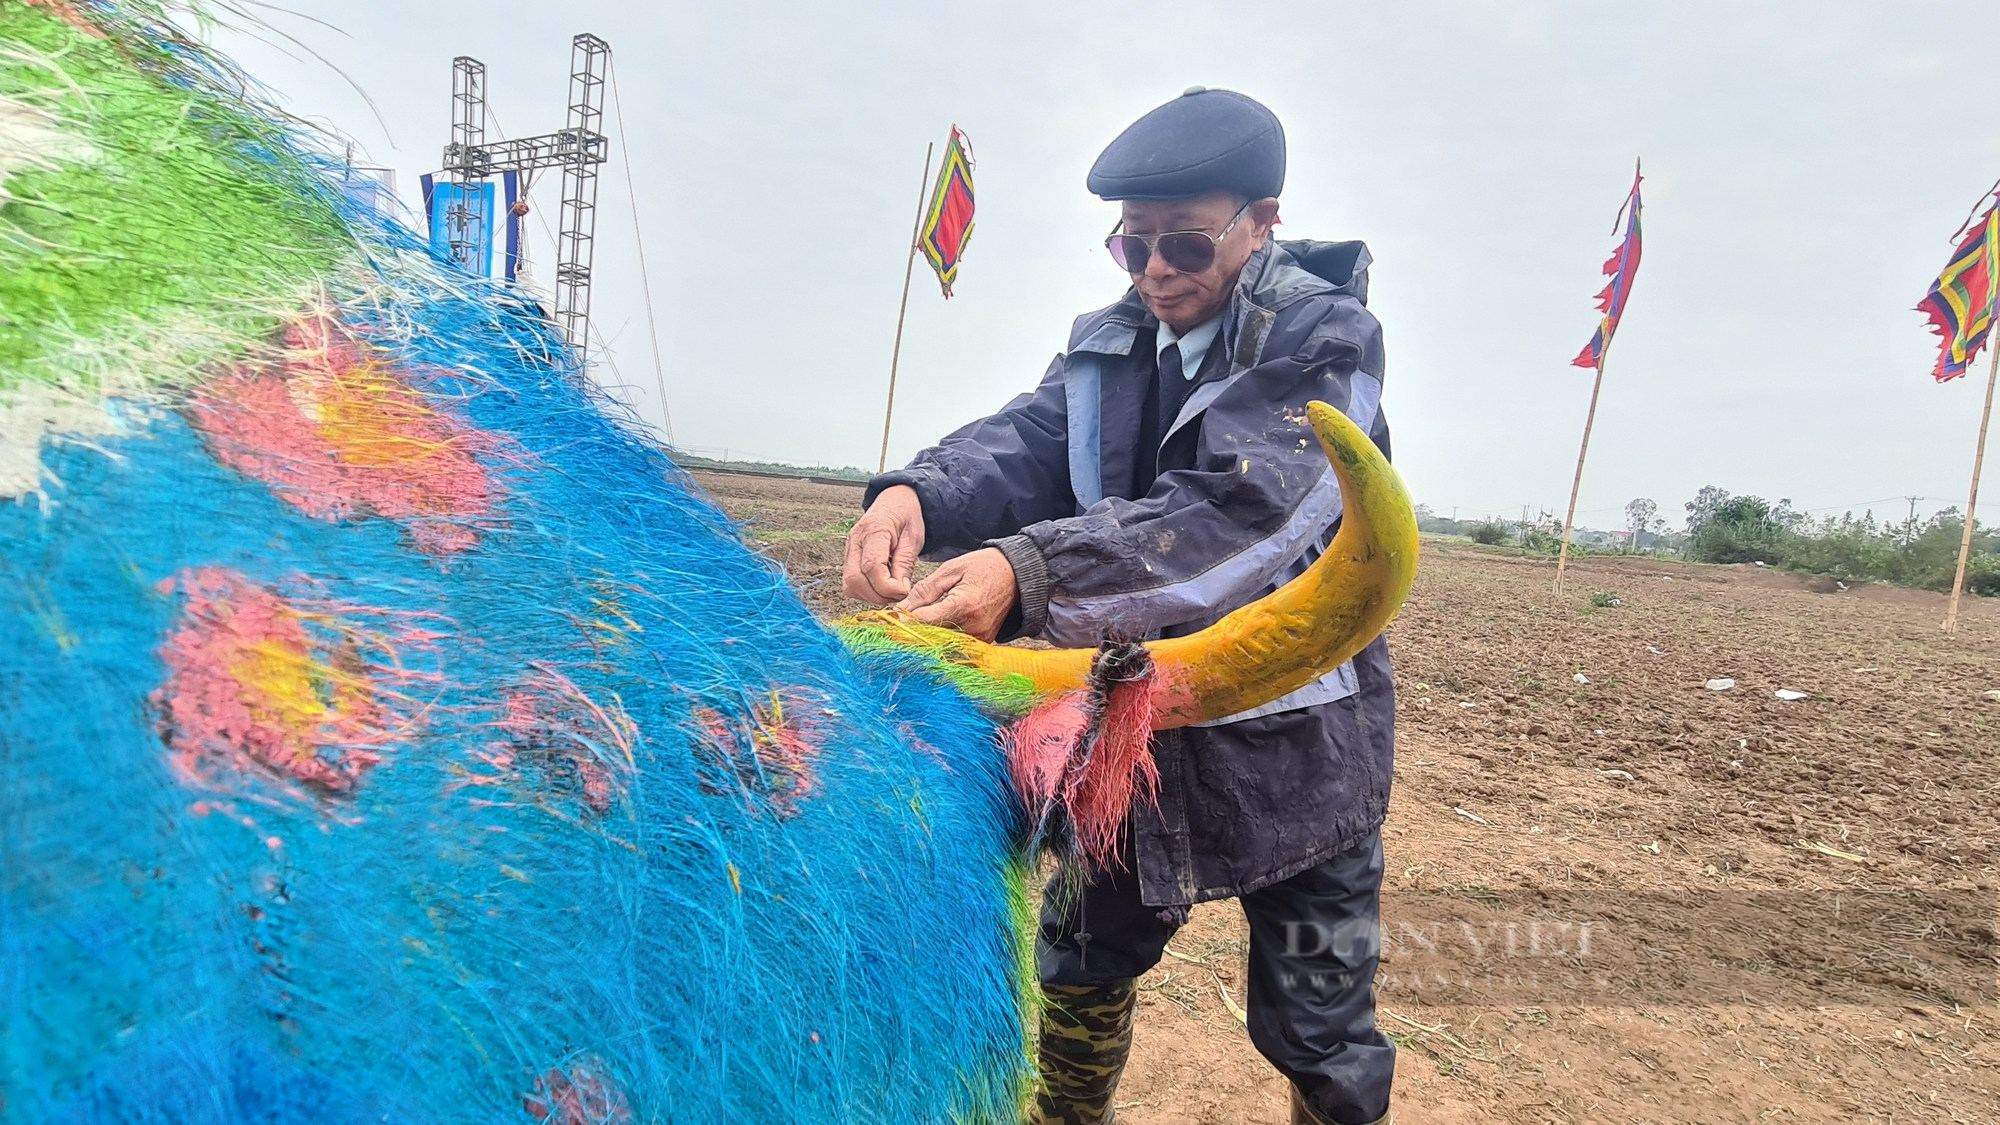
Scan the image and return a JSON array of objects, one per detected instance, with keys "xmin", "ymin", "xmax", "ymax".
[{"xmin": 699, "ymin": 470, "xmax": 2000, "ymax": 1125}]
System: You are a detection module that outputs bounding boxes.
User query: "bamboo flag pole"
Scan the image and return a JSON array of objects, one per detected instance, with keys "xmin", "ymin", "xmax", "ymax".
[
  {"xmin": 1943, "ymin": 321, "xmax": 1998, "ymax": 633},
  {"xmin": 877, "ymin": 142, "xmax": 936, "ymax": 476},
  {"xmin": 1553, "ymin": 342, "xmax": 1612, "ymax": 595},
  {"xmin": 1555, "ymin": 161, "xmax": 1642, "ymax": 595}
]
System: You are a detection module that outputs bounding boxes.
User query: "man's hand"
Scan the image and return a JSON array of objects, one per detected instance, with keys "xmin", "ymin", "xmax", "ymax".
[
  {"xmin": 843, "ymin": 485, "xmax": 926, "ymax": 604},
  {"xmin": 897, "ymin": 547, "xmax": 1017, "ymax": 643}
]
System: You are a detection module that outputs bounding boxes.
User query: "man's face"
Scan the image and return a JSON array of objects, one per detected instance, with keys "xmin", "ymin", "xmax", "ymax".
[{"xmin": 1119, "ymin": 190, "xmax": 1279, "ymax": 332}]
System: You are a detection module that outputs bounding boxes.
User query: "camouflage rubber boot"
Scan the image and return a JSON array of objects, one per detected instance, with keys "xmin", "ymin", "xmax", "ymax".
[{"xmin": 1029, "ymin": 980, "xmax": 1138, "ymax": 1125}]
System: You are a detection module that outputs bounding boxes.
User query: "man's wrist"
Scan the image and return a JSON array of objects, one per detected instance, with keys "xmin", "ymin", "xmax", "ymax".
[
  {"xmin": 985, "ymin": 535, "xmax": 1049, "ymax": 640},
  {"xmin": 864, "ymin": 472, "xmax": 928, "ymax": 514}
]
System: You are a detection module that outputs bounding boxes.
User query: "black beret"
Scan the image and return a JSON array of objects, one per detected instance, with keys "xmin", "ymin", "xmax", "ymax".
[{"xmin": 1087, "ymin": 87, "xmax": 1285, "ymax": 201}]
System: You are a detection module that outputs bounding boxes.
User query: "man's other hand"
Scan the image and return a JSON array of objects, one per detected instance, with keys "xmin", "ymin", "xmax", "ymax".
[
  {"xmin": 897, "ymin": 548, "xmax": 1017, "ymax": 643},
  {"xmin": 843, "ymin": 485, "xmax": 925, "ymax": 604}
]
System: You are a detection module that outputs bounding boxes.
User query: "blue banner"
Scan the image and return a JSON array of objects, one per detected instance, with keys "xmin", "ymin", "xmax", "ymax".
[
  {"xmin": 503, "ymin": 170, "xmax": 522, "ymax": 282},
  {"xmin": 422, "ymin": 177, "xmax": 495, "ymax": 277}
]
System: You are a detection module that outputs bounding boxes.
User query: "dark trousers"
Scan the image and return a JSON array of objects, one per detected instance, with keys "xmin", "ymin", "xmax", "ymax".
[{"xmin": 1038, "ymin": 832, "xmax": 1395, "ymax": 1125}]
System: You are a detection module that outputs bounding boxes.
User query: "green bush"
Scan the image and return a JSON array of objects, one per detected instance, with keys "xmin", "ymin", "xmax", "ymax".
[
  {"xmin": 1681, "ymin": 486, "xmax": 1997, "ymax": 597},
  {"xmin": 1967, "ymin": 554, "xmax": 2000, "ymax": 596},
  {"xmin": 1781, "ymin": 518, "xmax": 1892, "ymax": 581},
  {"xmin": 1687, "ymin": 495, "xmax": 1791, "ymax": 564},
  {"xmin": 1468, "ymin": 522, "xmax": 1509, "ymax": 545},
  {"xmin": 1518, "ymin": 527, "xmax": 1562, "ymax": 555}
]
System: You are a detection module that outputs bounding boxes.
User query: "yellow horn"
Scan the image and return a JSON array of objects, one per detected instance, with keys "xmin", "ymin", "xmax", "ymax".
[{"xmin": 849, "ymin": 401, "xmax": 1420, "ymax": 728}]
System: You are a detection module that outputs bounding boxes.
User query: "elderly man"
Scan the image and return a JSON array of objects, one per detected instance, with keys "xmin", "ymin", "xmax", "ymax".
[{"xmin": 843, "ymin": 89, "xmax": 1396, "ymax": 1125}]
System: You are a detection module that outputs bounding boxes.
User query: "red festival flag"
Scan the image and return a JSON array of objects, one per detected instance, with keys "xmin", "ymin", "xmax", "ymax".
[
  {"xmin": 1573, "ymin": 162, "xmax": 1644, "ymax": 370},
  {"xmin": 1916, "ymin": 190, "xmax": 2000, "ymax": 383},
  {"xmin": 918, "ymin": 128, "xmax": 976, "ymax": 298}
]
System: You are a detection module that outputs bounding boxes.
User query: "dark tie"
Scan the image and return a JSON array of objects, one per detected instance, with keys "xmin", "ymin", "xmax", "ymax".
[
  {"xmin": 1157, "ymin": 341, "xmax": 1189, "ymax": 430},
  {"xmin": 1139, "ymin": 342, "xmax": 1189, "ymax": 493}
]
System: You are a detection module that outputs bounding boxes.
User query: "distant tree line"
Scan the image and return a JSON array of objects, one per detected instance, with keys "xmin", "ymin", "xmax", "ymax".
[
  {"xmin": 1678, "ymin": 487, "xmax": 1999, "ymax": 595},
  {"xmin": 675, "ymin": 453, "xmax": 872, "ymax": 482},
  {"xmin": 1413, "ymin": 506, "xmax": 1680, "ymax": 554},
  {"xmin": 1416, "ymin": 491, "xmax": 1999, "ymax": 597}
]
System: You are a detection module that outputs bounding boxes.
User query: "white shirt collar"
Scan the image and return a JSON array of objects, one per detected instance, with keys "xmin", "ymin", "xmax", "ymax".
[{"xmin": 1156, "ymin": 314, "xmax": 1223, "ymax": 382}]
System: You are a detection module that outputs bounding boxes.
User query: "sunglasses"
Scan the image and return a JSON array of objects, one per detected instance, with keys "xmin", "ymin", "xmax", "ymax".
[{"xmin": 1104, "ymin": 202, "xmax": 1253, "ymax": 275}]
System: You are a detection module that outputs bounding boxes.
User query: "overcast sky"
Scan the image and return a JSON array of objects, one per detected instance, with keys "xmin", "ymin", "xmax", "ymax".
[{"xmin": 206, "ymin": 0, "xmax": 2000, "ymax": 528}]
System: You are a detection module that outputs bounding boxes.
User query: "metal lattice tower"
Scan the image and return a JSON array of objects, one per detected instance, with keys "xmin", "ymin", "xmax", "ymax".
[
  {"xmin": 437, "ymin": 36, "xmax": 610, "ymax": 355},
  {"xmin": 553, "ymin": 34, "xmax": 610, "ymax": 351},
  {"xmin": 445, "ymin": 57, "xmax": 488, "ymax": 270}
]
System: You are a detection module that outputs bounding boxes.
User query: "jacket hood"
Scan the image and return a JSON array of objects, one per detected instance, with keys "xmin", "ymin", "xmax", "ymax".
[{"xmin": 1275, "ymin": 239, "xmax": 1371, "ymax": 305}]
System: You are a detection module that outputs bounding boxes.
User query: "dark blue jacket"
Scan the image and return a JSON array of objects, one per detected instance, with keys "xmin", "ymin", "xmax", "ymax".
[{"xmin": 869, "ymin": 239, "xmax": 1395, "ymax": 907}]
